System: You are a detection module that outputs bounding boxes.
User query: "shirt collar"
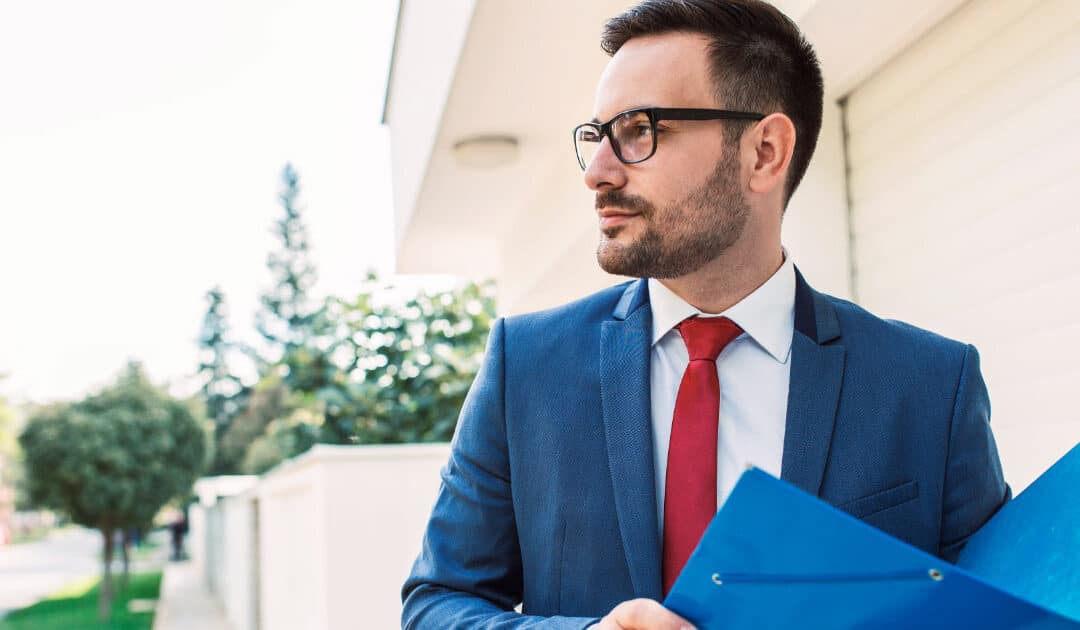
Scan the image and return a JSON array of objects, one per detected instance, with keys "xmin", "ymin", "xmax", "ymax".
[{"xmin": 647, "ymin": 249, "xmax": 796, "ymax": 364}]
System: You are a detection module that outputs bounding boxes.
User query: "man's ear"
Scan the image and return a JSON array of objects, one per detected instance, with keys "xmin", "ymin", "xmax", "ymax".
[{"xmin": 746, "ymin": 112, "xmax": 796, "ymax": 197}]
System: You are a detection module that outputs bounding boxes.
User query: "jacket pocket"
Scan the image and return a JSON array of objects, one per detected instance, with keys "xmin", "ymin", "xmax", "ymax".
[{"xmin": 837, "ymin": 480, "xmax": 919, "ymax": 520}]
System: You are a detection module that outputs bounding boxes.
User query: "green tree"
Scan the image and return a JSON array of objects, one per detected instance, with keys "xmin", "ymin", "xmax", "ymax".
[
  {"xmin": 18, "ymin": 362, "xmax": 207, "ymax": 621},
  {"xmin": 197, "ymin": 286, "xmax": 248, "ymax": 473},
  {"xmin": 217, "ymin": 375, "xmax": 293, "ymax": 473},
  {"xmin": 256, "ymin": 163, "xmax": 319, "ymax": 369},
  {"xmin": 0, "ymin": 376, "xmax": 23, "ymax": 515},
  {"xmin": 320, "ymin": 276, "xmax": 496, "ymax": 444},
  {"xmin": 246, "ymin": 273, "xmax": 496, "ymax": 471}
]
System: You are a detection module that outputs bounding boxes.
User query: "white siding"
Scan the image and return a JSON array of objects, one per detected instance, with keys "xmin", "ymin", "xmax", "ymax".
[{"xmin": 846, "ymin": 0, "xmax": 1080, "ymax": 490}]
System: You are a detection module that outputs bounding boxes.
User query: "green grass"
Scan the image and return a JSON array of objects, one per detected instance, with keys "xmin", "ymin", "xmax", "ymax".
[
  {"xmin": 0, "ymin": 572, "xmax": 162, "ymax": 630},
  {"xmin": 130, "ymin": 537, "xmax": 162, "ymax": 562}
]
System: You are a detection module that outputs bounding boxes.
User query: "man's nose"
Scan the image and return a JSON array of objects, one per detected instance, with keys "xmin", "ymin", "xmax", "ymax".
[{"xmin": 583, "ymin": 137, "xmax": 628, "ymax": 192}]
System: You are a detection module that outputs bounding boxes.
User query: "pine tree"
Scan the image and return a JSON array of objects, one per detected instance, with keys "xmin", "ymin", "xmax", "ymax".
[
  {"xmin": 197, "ymin": 286, "xmax": 246, "ymax": 473},
  {"xmin": 256, "ymin": 163, "xmax": 318, "ymax": 361}
]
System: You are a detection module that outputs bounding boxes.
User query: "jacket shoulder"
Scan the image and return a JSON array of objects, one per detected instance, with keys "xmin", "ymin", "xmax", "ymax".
[
  {"xmin": 503, "ymin": 281, "xmax": 631, "ymax": 331},
  {"xmin": 825, "ymin": 293, "xmax": 970, "ymax": 361}
]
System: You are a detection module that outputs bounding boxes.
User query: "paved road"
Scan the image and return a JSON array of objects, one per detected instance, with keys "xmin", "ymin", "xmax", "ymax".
[{"xmin": 0, "ymin": 527, "xmax": 102, "ymax": 617}]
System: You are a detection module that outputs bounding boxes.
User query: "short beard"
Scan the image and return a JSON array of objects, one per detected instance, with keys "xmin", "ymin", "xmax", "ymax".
[{"xmin": 596, "ymin": 157, "xmax": 749, "ymax": 279}]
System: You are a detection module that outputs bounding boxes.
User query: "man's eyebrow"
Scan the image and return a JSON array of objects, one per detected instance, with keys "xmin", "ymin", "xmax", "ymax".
[{"xmin": 590, "ymin": 106, "xmax": 657, "ymax": 124}]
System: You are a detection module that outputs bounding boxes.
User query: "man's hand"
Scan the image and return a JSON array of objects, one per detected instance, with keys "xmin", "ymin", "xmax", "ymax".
[{"xmin": 589, "ymin": 598, "xmax": 696, "ymax": 630}]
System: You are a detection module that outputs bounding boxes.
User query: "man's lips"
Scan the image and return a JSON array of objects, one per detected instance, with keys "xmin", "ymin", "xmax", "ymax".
[{"xmin": 598, "ymin": 209, "xmax": 639, "ymax": 228}]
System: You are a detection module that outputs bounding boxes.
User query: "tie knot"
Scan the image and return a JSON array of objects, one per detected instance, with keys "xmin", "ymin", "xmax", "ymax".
[{"xmin": 676, "ymin": 316, "xmax": 743, "ymax": 361}]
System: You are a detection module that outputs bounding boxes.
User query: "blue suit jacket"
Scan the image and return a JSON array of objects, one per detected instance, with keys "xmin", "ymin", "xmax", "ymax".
[{"xmin": 402, "ymin": 270, "xmax": 1010, "ymax": 629}]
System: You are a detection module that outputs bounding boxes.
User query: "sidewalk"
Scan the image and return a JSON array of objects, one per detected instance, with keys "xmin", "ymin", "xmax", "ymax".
[
  {"xmin": 0, "ymin": 527, "xmax": 100, "ymax": 618},
  {"xmin": 153, "ymin": 559, "xmax": 231, "ymax": 630}
]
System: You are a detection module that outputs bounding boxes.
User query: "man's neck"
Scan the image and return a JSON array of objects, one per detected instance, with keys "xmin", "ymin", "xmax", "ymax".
[{"xmin": 656, "ymin": 243, "xmax": 784, "ymax": 314}]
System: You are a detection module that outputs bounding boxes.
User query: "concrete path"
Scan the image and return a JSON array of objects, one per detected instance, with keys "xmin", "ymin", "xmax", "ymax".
[
  {"xmin": 152, "ymin": 559, "xmax": 231, "ymax": 630},
  {"xmin": 0, "ymin": 527, "xmax": 101, "ymax": 617}
]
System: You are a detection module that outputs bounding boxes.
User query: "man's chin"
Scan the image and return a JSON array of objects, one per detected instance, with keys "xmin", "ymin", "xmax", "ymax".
[{"xmin": 596, "ymin": 239, "xmax": 645, "ymax": 277}]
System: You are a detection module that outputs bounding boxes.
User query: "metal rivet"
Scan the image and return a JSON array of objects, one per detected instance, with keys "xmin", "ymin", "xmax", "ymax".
[
  {"xmin": 929, "ymin": 569, "xmax": 943, "ymax": 581},
  {"xmin": 711, "ymin": 573, "xmax": 723, "ymax": 586}
]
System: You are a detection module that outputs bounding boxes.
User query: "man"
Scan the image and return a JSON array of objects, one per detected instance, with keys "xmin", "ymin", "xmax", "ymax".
[{"xmin": 402, "ymin": 1, "xmax": 1009, "ymax": 628}]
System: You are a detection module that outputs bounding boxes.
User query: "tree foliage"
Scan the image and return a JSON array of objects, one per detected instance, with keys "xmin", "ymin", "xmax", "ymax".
[
  {"xmin": 197, "ymin": 286, "xmax": 249, "ymax": 473},
  {"xmin": 0, "ymin": 377, "xmax": 24, "ymax": 509},
  {"xmin": 217, "ymin": 375, "xmax": 294, "ymax": 474},
  {"xmin": 256, "ymin": 163, "xmax": 318, "ymax": 364},
  {"xmin": 316, "ymin": 276, "xmax": 495, "ymax": 443},
  {"xmin": 238, "ymin": 275, "xmax": 496, "ymax": 472},
  {"xmin": 18, "ymin": 362, "xmax": 207, "ymax": 620},
  {"xmin": 199, "ymin": 164, "xmax": 497, "ymax": 474}
]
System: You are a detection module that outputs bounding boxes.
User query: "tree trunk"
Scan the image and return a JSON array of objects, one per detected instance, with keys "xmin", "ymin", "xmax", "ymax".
[
  {"xmin": 120, "ymin": 529, "xmax": 131, "ymax": 590},
  {"xmin": 99, "ymin": 527, "xmax": 114, "ymax": 622}
]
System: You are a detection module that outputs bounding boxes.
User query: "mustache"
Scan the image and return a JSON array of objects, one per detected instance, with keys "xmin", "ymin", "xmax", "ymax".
[{"xmin": 595, "ymin": 191, "xmax": 654, "ymax": 215}]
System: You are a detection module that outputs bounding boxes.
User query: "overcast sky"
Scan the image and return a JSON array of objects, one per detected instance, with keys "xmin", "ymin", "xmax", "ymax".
[{"xmin": 0, "ymin": 0, "xmax": 400, "ymax": 403}]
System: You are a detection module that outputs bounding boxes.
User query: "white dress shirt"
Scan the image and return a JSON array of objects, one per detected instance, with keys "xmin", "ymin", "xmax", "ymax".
[{"xmin": 648, "ymin": 251, "xmax": 795, "ymax": 535}]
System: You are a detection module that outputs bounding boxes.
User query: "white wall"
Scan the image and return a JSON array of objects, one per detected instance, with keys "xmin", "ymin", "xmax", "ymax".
[
  {"xmin": 220, "ymin": 492, "xmax": 259, "ymax": 630},
  {"xmin": 191, "ymin": 476, "xmax": 260, "ymax": 630},
  {"xmin": 257, "ymin": 460, "xmax": 324, "ymax": 630},
  {"xmin": 251, "ymin": 443, "xmax": 449, "ymax": 630},
  {"xmin": 319, "ymin": 446, "xmax": 449, "ymax": 630}
]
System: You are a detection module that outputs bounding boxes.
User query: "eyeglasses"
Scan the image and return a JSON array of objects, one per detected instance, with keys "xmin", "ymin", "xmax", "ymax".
[{"xmin": 572, "ymin": 107, "xmax": 765, "ymax": 171}]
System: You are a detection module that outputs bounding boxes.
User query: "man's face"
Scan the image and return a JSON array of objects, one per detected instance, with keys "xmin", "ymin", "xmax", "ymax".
[{"xmin": 585, "ymin": 33, "xmax": 750, "ymax": 279}]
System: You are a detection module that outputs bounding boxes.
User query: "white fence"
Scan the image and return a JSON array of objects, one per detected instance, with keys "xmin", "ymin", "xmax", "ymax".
[{"xmin": 193, "ymin": 443, "xmax": 450, "ymax": 630}]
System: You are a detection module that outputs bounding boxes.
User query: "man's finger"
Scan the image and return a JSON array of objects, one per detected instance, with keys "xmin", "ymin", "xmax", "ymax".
[{"xmin": 610, "ymin": 598, "xmax": 695, "ymax": 630}]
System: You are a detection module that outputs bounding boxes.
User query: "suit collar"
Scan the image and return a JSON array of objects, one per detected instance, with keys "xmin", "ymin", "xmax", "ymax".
[
  {"xmin": 646, "ymin": 256, "xmax": 795, "ymax": 363},
  {"xmin": 612, "ymin": 264, "xmax": 839, "ymax": 345},
  {"xmin": 612, "ymin": 278, "xmax": 648, "ymax": 321},
  {"xmin": 782, "ymin": 267, "xmax": 845, "ymax": 496},
  {"xmin": 793, "ymin": 266, "xmax": 841, "ymax": 345}
]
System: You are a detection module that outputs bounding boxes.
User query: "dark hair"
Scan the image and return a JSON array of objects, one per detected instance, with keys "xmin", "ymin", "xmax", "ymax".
[{"xmin": 601, "ymin": 0, "xmax": 824, "ymax": 204}]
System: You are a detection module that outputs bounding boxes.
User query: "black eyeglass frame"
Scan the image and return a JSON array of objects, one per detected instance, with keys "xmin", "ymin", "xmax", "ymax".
[{"xmin": 572, "ymin": 107, "xmax": 766, "ymax": 170}]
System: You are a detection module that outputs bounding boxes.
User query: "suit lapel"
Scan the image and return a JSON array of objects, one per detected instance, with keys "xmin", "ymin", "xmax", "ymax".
[
  {"xmin": 781, "ymin": 268, "xmax": 845, "ymax": 496},
  {"xmin": 600, "ymin": 280, "xmax": 663, "ymax": 600},
  {"xmin": 599, "ymin": 270, "xmax": 845, "ymax": 596}
]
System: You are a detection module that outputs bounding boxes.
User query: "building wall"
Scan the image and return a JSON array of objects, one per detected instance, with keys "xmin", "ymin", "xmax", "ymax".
[
  {"xmin": 846, "ymin": 0, "xmax": 1080, "ymax": 489},
  {"xmin": 257, "ymin": 465, "xmax": 325, "ymax": 630},
  {"xmin": 320, "ymin": 446, "xmax": 448, "ymax": 630},
  {"xmin": 221, "ymin": 492, "xmax": 259, "ymax": 630},
  {"xmin": 195, "ymin": 444, "xmax": 450, "ymax": 630}
]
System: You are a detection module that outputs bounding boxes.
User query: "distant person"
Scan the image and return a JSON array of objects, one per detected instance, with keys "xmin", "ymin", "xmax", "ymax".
[
  {"xmin": 127, "ymin": 527, "xmax": 143, "ymax": 548},
  {"xmin": 169, "ymin": 513, "xmax": 188, "ymax": 561},
  {"xmin": 402, "ymin": 0, "xmax": 1010, "ymax": 627}
]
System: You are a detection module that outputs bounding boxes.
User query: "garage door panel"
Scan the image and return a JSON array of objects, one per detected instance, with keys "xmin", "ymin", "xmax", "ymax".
[
  {"xmin": 993, "ymin": 421, "xmax": 1080, "ymax": 490},
  {"xmin": 853, "ymin": 111, "xmax": 1080, "ymax": 261},
  {"xmin": 851, "ymin": 57, "xmax": 1080, "ymax": 221},
  {"xmin": 860, "ymin": 219, "xmax": 1080, "ymax": 329},
  {"xmin": 855, "ymin": 160, "xmax": 1080, "ymax": 296},
  {"xmin": 846, "ymin": 0, "xmax": 1041, "ymax": 135},
  {"xmin": 849, "ymin": 0, "xmax": 1080, "ymax": 168},
  {"xmin": 847, "ymin": 0, "xmax": 1080, "ymax": 490}
]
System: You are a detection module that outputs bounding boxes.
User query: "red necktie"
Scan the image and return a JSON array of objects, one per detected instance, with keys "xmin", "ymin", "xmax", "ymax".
[{"xmin": 662, "ymin": 316, "xmax": 743, "ymax": 595}]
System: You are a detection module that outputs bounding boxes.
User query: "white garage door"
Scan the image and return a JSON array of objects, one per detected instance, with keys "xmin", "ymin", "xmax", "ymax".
[{"xmin": 844, "ymin": 0, "xmax": 1080, "ymax": 489}]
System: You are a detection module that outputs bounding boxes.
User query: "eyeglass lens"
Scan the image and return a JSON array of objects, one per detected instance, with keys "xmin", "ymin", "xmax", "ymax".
[{"xmin": 575, "ymin": 110, "xmax": 655, "ymax": 169}]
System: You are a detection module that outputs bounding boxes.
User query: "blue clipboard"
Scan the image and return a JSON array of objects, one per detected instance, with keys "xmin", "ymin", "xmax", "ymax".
[{"xmin": 664, "ymin": 443, "xmax": 1080, "ymax": 629}]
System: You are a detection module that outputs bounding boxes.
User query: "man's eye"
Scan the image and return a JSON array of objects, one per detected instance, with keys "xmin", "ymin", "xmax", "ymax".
[{"xmin": 635, "ymin": 125, "xmax": 653, "ymax": 137}]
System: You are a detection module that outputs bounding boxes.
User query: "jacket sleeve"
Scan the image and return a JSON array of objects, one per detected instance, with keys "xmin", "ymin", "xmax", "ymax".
[
  {"xmin": 401, "ymin": 318, "xmax": 600, "ymax": 629},
  {"xmin": 938, "ymin": 344, "xmax": 1011, "ymax": 563}
]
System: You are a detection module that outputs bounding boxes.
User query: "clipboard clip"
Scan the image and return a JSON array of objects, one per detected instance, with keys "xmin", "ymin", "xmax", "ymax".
[{"xmin": 710, "ymin": 568, "xmax": 944, "ymax": 587}]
